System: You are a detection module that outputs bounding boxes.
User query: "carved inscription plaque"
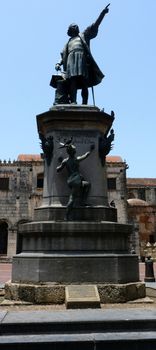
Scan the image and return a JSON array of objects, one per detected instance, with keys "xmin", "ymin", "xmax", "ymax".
[{"xmin": 65, "ymin": 285, "xmax": 100, "ymax": 309}]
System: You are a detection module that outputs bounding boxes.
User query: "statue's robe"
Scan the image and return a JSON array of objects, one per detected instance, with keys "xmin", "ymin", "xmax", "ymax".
[{"xmin": 61, "ymin": 23, "xmax": 104, "ymax": 88}]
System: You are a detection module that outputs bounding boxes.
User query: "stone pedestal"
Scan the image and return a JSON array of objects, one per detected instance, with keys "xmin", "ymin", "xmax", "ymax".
[
  {"xmin": 38, "ymin": 105, "xmax": 112, "ymax": 208},
  {"xmin": 7, "ymin": 105, "xmax": 142, "ymax": 304},
  {"xmin": 11, "ymin": 220, "xmax": 139, "ymax": 284}
]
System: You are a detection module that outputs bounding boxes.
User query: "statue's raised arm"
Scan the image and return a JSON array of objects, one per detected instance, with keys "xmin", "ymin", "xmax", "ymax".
[{"xmin": 94, "ymin": 4, "xmax": 110, "ymax": 29}]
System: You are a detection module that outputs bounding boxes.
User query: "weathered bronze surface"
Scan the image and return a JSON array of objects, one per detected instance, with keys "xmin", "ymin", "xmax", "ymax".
[
  {"xmin": 56, "ymin": 140, "xmax": 94, "ymax": 220},
  {"xmin": 52, "ymin": 4, "xmax": 110, "ymax": 105},
  {"xmin": 39, "ymin": 132, "xmax": 53, "ymax": 166},
  {"xmin": 98, "ymin": 128, "xmax": 115, "ymax": 166}
]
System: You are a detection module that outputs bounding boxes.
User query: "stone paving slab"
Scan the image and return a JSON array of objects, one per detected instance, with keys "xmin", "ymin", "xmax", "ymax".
[
  {"xmin": 2, "ymin": 308, "xmax": 156, "ymax": 325},
  {"xmin": 1, "ymin": 309, "xmax": 156, "ymax": 349},
  {"xmin": 146, "ymin": 282, "xmax": 156, "ymax": 300},
  {"xmin": 0, "ymin": 311, "xmax": 7, "ymax": 323},
  {"xmin": 146, "ymin": 282, "xmax": 156, "ymax": 289},
  {"xmin": 1, "ymin": 331, "xmax": 156, "ymax": 344},
  {"xmin": 1, "ymin": 299, "xmax": 33, "ymax": 306},
  {"xmin": 1, "ymin": 311, "xmax": 156, "ymax": 350},
  {"xmin": 127, "ymin": 296, "xmax": 154, "ymax": 304}
]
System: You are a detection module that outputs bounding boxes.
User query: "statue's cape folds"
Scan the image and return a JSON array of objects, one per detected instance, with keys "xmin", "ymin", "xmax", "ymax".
[{"xmin": 79, "ymin": 33, "xmax": 105, "ymax": 87}]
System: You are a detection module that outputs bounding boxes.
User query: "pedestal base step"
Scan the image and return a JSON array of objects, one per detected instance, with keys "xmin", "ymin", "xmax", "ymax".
[
  {"xmin": 11, "ymin": 253, "xmax": 139, "ymax": 284},
  {"xmin": 5, "ymin": 281, "xmax": 145, "ymax": 305}
]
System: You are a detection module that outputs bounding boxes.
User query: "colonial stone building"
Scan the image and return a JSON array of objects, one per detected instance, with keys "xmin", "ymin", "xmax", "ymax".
[
  {"xmin": 0, "ymin": 155, "xmax": 43, "ymax": 259},
  {"xmin": 0, "ymin": 154, "xmax": 128, "ymax": 260},
  {"xmin": 106, "ymin": 156, "xmax": 128, "ymax": 223},
  {"xmin": 127, "ymin": 179, "xmax": 156, "ymax": 259},
  {"xmin": 127, "ymin": 178, "xmax": 156, "ymax": 204}
]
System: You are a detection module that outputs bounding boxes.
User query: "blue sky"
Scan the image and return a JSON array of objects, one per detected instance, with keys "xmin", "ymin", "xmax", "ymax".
[{"xmin": 0, "ymin": 0, "xmax": 156, "ymax": 177}]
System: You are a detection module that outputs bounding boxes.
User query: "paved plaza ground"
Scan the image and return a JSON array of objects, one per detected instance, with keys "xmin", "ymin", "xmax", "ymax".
[{"xmin": 0, "ymin": 263, "xmax": 12, "ymax": 284}]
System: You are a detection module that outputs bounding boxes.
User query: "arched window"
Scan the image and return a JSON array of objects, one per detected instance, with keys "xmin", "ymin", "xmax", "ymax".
[
  {"xmin": 37, "ymin": 173, "xmax": 44, "ymax": 189},
  {"xmin": 0, "ymin": 222, "xmax": 8, "ymax": 255},
  {"xmin": 107, "ymin": 178, "xmax": 116, "ymax": 190}
]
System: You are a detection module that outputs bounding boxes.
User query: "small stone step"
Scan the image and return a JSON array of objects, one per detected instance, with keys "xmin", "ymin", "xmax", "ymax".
[{"xmin": 65, "ymin": 285, "xmax": 100, "ymax": 309}]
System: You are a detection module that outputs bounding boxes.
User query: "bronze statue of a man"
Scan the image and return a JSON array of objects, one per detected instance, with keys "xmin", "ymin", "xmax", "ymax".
[{"xmin": 55, "ymin": 4, "xmax": 110, "ymax": 105}]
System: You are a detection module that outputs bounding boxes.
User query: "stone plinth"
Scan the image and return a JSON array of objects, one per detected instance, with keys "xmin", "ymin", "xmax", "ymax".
[
  {"xmin": 12, "ymin": 252, "xmax": 139, "ymax": 284},
  {"xmin": 16, "ymin": 221, "xmax": 131, "ymax": 254},
  {"xmin": 34, "ymin": 205, "xmax": 117, "ymax": 222},
  {"xmin": 11, "ymin": 219, "xmax": 139, "ymax": 284}
]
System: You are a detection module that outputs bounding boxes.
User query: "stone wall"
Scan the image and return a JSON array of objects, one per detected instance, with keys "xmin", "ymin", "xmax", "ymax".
[
  {"xmin": 127, "ymin": 178, "xmax": 156, "ymax": 205},
  {"xmin": 0, "ymin": 159, "xmax": 43, "ymax": 258},
  {"xmin": 128, "ymin": 201, "xmax": 156, "ymax": 259},
  {"xmin": 107, "ymin": 158, "xmax": 128, "ymax": 223},
  {"xmin": 127, "ymin": 179, "xmax": 156, "ymax": 258}
]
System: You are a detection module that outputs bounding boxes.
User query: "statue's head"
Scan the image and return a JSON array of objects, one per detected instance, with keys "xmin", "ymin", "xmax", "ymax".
[
  {"xmin": 67, "ymin": 23, "xmax": 79, "ymax": 37},
  {"xmin": 66, "ymin": 144, "xmax": 76, "ymax": 156}
]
